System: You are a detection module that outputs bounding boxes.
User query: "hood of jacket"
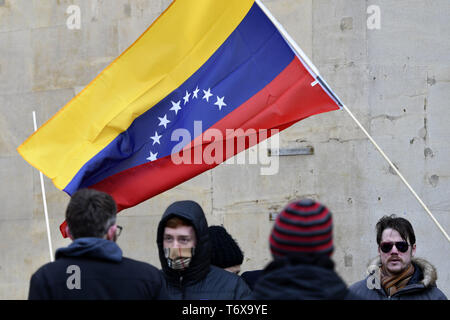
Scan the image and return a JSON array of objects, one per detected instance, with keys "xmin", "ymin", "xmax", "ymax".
[
  {"xmin": 366, "ymin": 256, "xmax": 438, "ymax": 288},
  {"xmin": 251, "ymin": 254, "xmax": 350, "ymax": 300},
  {"xmin": 157, "ymin": 200, "xmax": 211, "ymax": 286},
  {"xmin": 55, "ymin": 237, "xmax": 122, "ymax": 262}
]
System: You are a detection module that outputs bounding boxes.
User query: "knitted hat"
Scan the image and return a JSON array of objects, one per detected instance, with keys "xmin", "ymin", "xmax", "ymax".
[
  {"xmin": 209, "ymin": 225, "xmax": 244, "ymax": 268},
  {"xmin": 270, "ymin": 199, "xmax": 333, "ymax": 257}
]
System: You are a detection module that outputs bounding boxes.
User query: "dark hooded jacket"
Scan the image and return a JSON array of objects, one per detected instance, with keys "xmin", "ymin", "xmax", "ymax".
[
  {"xmin": 349, "ymin": 257, "xmax": 447, "ymax": 300},
  {"xmin": 28, "ymin": 238, "xmax": 168, "ymax": 300},
  {"xmin": 157, "ymin": 200, "xmax": 251, "ymax": 300},
  {"xmin": 249, "ymin": 253, "xmax": 359, "ymax": 300}
]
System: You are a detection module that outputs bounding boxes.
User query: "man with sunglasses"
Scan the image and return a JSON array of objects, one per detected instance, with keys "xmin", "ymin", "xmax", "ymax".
[
  {"xmin": 349, "ymin": 215, "xmax": 447, "ymax": 299},
  {"xmin": 28, "ymin": 189, "xmax": 168, "ymax": 299}
]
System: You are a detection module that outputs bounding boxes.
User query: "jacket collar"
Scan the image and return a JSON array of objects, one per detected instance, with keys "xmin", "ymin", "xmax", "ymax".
[
  {"xmin": 366, "ymin": 256, "xmax": 438, "ymax": 288},
  {"xmin": 253, "ymin": 254, "xmax": 348, "ymax": 299},
  {"xmin": 55, "ymin": 237, "xmax": 123, "ymax": 262}
]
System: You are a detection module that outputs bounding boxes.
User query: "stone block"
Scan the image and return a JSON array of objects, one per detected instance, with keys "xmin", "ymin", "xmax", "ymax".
[
  {"xmin": 223, "ymin": 212, "xmax": 273, "ymax": 271},
  {"xmin": 312, "ymin": 0, "xmax": 367, "ymax": 66},
  {"xmin": 31, "ymin": 22, "xmax": 118, "ymax": 91},
  {"xmin": 0, "ymin": 156, "xmax": 34, "ymax": 221},
  {"xmin": 0, "ymin": 29, "xmax": 33, "ymax": 95},
  {"xmin": 367, "ymin": 0, "xmax": 450, "ymax": 66}
]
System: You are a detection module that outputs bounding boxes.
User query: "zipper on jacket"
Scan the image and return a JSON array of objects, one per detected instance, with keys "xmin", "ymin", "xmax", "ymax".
[{"xmin": 179, "ymin": 276, "xmax": 185, "ymax": 300}]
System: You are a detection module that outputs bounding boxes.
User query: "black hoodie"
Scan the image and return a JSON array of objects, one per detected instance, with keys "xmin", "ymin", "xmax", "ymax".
[
  {"xmin": 28, "ymin": 238, "xmax": 168, "ymax": 300},
  {"xmin": 250, "ymin": 253, "xmax": 359, "ymax": 300},
  {"xmin": 157, "ymin": 200, "xmax": 251, "ymax": 299}
]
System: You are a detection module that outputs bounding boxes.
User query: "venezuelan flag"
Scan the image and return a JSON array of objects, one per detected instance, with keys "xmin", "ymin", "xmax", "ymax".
[{"xmin": 17, "ymin": 0, "xmax": 341, "ymax": 237}]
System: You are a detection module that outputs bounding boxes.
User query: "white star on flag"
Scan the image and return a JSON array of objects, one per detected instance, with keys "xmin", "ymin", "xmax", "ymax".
[
  {"xmin": 192, "ymin": 86, "xmax": 200, "ymax": 99},
  {"xmin": 146, "ymin": 151, "xmax": 158, "ymax": 162},
  {"xmin": 183, "ymin": 90, "xmax": 191, "ymax": 105},
  {"xmin": 144, "ymin": 85, "xmax": 229, "ymax": 165},
  {"xmin": 158, "ymin": 114, "xmax": 171, "ymax": 129},
  {"xmin": 150, "ymin": 131, "xmax": 162, "ymax": 145},
  {"xmin": 170, "ymin": 100, "xmax": 182, "ymax": 115},
  {"xmin": 203, "ymin": 88, "xmax": 213, "ymax": 102},
  {"xmin": 214, "ymin": 96, "xmax": 227, "ymax": 110}
]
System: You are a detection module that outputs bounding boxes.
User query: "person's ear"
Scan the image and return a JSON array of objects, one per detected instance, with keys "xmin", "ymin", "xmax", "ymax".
[
  {"xmin": 411, "ymin": 243, "xmax": 416, "ymax": 257},
  {"xmin": 65, "ymin": 225, "xmax": 74, "ymax": 240},
  {"xmin": 106, "ymin": 224, "xmax": 117, "ymax": 241}
]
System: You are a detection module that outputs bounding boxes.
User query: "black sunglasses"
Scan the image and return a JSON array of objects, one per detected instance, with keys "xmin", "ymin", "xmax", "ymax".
[{"xmin": 380, "ymin": 241, "xmax": 409, "ymax": 253}]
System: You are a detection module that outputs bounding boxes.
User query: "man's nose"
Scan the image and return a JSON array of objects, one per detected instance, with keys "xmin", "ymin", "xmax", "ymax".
[
  {"xmin": 172, "ymin": 240, "xmax": 181, "ymax": 248},
  {"xmin": 390, "ymin": 245, "xmax": 399, "ymax": 254}
]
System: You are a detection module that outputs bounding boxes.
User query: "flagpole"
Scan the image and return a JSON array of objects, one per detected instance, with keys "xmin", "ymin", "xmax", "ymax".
[
  {"xmin": 32, "ymin": 111, "xmax": 54, "ymax": 262},
  {"xmin": 255, "ymin": 0, "xmax": 450, "ymax": 243},
  {"xmin": 341, "ymin": 105, "xmax": 450, "ymax": 242}
]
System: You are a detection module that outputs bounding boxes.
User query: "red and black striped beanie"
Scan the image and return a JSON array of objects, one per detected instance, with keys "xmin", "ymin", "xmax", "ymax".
[{"xmin": 270, "ymin": 199, "xmax": 333, "ymax": 257}]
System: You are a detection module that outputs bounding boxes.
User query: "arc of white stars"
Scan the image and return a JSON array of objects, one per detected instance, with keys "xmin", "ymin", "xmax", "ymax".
[
  {"xmin": 183, "ymin": 90, "xmax": 191, "ymax": 105},
  {"xmin": 146, "ymin": 151, "xmax": 158, "ymax": 162},
  {"xmin": 202, "ymin": 88, "xmax": 213, "ymax": 102},
  {"xmin": 192, "ymin": 86, "xmax": 200, "ymax": 99},
  {"xmin": 158, "ymin": 114, "xmax": 171, "ymax": 129},
  {"xmin": 214, "ymin": 96, "xmax": 227, "ymax": 110},
  {"xmin": 150, "ymin": 131, "xmax": 162, "ymax": 145},
  {"xmin": 170, "ymin": 100, "xmax": 182, "ymax": 115}
]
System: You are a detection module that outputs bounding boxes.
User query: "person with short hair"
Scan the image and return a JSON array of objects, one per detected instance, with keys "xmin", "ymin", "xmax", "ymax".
[
  {"xmin": 28, "ymin": 188, "xmax": 168, "ymax": 300},
  {"xmin": 156, "ymin": 200, "xmax": 251, "ymax": 299},
  {"xmin": 349, "ymin": 215, "xmax": 447, "ymax": 299}
]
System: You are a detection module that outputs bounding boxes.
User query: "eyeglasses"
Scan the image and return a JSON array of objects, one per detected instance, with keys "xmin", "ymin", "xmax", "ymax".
[
  {"xmin": 380, "ymin": 241, "xmax": 409, "ymax": 253},
  {"xmin": 115, "ymin": 225, "xmax": 123, "ymax": 238}
]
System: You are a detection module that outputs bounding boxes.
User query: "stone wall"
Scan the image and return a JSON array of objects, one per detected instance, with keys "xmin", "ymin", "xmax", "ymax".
[{"xmin": 0, "ymin": 0, "xmax": 448, "ymax": 299}]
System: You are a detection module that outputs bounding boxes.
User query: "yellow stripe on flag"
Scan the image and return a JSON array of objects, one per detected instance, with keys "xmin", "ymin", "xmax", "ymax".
[{"xmin": 17, "ymin": 0, "xmax": 254, "ymax": 190}]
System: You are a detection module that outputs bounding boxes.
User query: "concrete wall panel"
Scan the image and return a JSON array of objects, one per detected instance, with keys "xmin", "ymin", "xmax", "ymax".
[{"xmin": 0, "ymin": 0, "xmax": 448, "ymax": 299}]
